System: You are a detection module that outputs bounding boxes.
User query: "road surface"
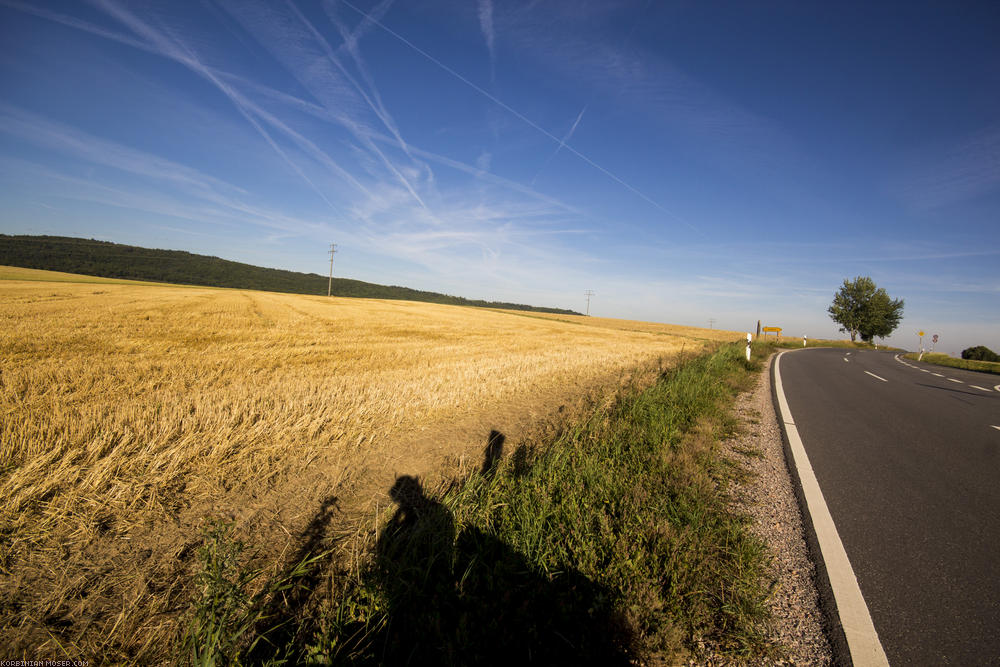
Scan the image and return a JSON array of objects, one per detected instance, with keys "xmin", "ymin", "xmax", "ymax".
[{"xmin": 776, "ymin": 348, "xmax": 1000, "ymax": 665}]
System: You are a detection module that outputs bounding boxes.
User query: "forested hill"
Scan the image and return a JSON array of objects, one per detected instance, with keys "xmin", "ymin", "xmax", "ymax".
[{"xmin": 0, "ymin": 235, "xmax": 582, "ymax": 315}]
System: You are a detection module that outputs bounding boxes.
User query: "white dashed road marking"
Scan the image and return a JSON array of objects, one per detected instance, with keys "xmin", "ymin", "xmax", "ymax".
[
  {"xmin": 921, "ymin": 369, "xmax": 930, "ymax": 373},
  {"xmin": 932, "ymin": 373, "xmax": 944, "ymax": 377},
  {"xmin": 948, "ymin": 378, "xmax": 964, "ymax": 384},
  {"xmin": 844, "ymin": 358, "xmax": 850, "ymax": 363},
  {"xmin": 971, "ymin": 386, "xmax": 990, "ymax": 392},
  {"xmin": 993, "ymin": 426, "xmax": 1000, "ymax": 432},
  {"xmin": 865, "ymin": 371, "xmax": 888, "ymax": 382},
  {"xmin": 995, "ymin": 385, "xmax": 1000, "ymax": 393}
]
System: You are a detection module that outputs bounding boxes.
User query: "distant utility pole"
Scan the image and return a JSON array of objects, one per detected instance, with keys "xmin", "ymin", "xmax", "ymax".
[
  {"xmin": 584, "ymin": 290, "xmax": 595, "ymax": 316},
  {"xmin": 708, "ymin": 318, "xmax": 716, "ymax": 329},
  {"xmin": 327, "ymin": 243, "xmax": 337, "ymax": 297}
]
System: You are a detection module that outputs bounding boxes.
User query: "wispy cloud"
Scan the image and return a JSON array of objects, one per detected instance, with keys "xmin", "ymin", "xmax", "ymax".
[
  {"xmin": 1, "ymin": 0, "xmax": 627, "ymax": 302},
  {"xmin": 475, "ymin": 150, "xmax": 492, "ymax": 174},
  {"xmin": 0, "ymin": 154, "xmax": 306, "ymax": 237},
  {"xmin": 223, "ymin": 0, "xmax": 429, "ymax": 210},
  {"xmin": 87, "ymin": 0, "xmax": 357, "ymax": 214},
  {"xmin": 892, "ymin": 125, "xmax": 1000, "ymax": 210},
  {"xmin": 0, "ymin": 0, "xmax": 152, "ymax": 53},
  {"xmin": 319, "ymin": 0, "xmax": 412, "ymax": 158},
  {"xmin": 338, "ymin": 0, "xmax": 698, "ymax": 233},
  {"xmin": 477, "ymin": 0, "xmax": 496, "ymax": 80},
  {"xmin": 0, "ymin": 103, "xmax": 244, "ymax": 198},
  {"xmin": 504, "ymin": 2, "xmax": 799, "ymax": 178}
]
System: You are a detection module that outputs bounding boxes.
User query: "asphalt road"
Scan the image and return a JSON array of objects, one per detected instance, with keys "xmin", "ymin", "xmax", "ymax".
[{"xmin": 777, "ymin": 348, "xmax": 1000, "ymax": 665}]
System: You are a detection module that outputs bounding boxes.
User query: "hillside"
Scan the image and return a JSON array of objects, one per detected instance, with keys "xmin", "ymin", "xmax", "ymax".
[{"xmin": 0, "ymin": 234, "xmax": 581, "ymax": 315}]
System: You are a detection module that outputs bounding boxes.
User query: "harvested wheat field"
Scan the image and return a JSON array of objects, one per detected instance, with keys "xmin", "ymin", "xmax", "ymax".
[{"xmin": 0, "ymin": 266, "xmax": 740, "ymax": 660}]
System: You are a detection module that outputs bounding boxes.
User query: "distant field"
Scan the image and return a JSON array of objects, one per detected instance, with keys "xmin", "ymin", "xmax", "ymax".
[
  {"xmin": 0, "ymin": 267, "xmax": 740, "ymax": 659},
  {"xmin": 0, "ymin": 264, "xmax": 168, "ymax": 285},
  {"xmin": 499, "ymin": 309, "xmax": 736, "ymax": 340}
]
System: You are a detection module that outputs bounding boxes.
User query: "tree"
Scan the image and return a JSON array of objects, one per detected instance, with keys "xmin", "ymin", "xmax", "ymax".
[
  {"xmin": 961, "ymin": 345, "xmax": 999, "ymax": 362},
  {"xmin": 828, "ymin": 276, "xmax": 904, "ymax": 343}
]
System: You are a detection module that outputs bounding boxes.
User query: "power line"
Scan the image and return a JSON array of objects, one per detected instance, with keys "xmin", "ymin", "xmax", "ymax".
[
  {"xmin": 584, "ymin": 289, "xmax": 595, "ymax": 316},
  {"xmin": 327, "ymin": 243, "xmax": 337, "ymax": 297}
]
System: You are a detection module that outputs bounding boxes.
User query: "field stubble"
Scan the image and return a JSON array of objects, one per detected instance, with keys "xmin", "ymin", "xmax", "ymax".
[{"xmin": 0, "ymin": 270, "xmax": 739, "ymax": 659}]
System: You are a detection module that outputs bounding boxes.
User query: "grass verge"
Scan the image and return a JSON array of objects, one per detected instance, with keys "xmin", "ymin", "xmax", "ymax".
[
  {"xmin": 180, "ymin": 342, "xmax": 777, "ymax": 664},
  {"xmin": 902, "ymin": 352, "xmax": 1000, "ymax": 375}
]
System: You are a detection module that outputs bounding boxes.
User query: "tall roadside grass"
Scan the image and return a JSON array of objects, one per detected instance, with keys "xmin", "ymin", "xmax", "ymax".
[
  {"xmin": 188, "ymin": 342, "xmax": 778, "ymax": 664},
  {"xmin": 903, "ymin": 352, "xmax": 1000, "ymax": 375}
]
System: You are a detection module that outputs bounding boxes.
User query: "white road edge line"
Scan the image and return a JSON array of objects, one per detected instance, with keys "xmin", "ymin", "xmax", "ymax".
[
  {"xmin": 774, "ymin": 352, "xmax": 889, "ymax": 666},
  {"xmin": 992, "ymin": 425, "xmax": 1000, "ymax": 432},
  {"xmin": 864, "ymin": 371, "xmax": 888, "ymax": 382},
  {"xmin": 995, "ymin": 385, "xmax": 1000, "ymax": 393}
]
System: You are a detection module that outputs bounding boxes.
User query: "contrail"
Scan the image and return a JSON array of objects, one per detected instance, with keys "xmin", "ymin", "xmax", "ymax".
[
  {"xmin": 282, "ymin": 0, "xmax": 430, "ymax": 212},
  {"xmin": 532, "ymin": 105, "xmax": 587, "ymax": 186},
  {"xmin": 90, "ymin": 0, "xmax": 350, "ymax": 213},
  {"xmin": 339, "ymin": 0, "xmax": 699, "ymax": 233}
]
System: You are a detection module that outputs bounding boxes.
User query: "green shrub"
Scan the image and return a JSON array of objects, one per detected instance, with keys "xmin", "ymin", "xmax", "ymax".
[{"xmin": 961, "ymin": 345, "xmax": 1000, "ymax": 362}]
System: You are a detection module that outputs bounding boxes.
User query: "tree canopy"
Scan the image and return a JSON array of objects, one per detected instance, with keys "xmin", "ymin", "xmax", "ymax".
[
  {"xmin": 0, "ymin": 235, "xmax": 581, "ymax": 315},
  {"xmin": 961, "ymin": 346, "xmax": 999, "ymax": 362},
  {"xmin": 828, "ymin": 276, "xmax": 904, "ymax": 342}
]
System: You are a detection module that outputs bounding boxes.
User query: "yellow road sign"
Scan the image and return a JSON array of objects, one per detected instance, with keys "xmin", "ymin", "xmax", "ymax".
[
  {"xmin": 918, "ymin": 331, "xmax": 925, "ymax": 337},
  {"xmin": 762, "ymin": 326, "xmax": 782, "ymax": 333}
]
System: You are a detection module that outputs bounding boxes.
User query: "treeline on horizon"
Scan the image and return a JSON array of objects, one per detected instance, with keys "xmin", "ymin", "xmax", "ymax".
[{"xmin": 0, "ymin": 235, "xmax": 582, "ymax": 315}]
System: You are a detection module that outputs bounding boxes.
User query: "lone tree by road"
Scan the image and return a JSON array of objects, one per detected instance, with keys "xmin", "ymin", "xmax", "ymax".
[{"xmin": 828, "ymin": 276, "xmax": 904, "ymax": 343}]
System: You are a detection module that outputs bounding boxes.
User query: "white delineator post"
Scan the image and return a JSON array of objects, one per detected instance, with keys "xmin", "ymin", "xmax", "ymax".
[
  {"xmin": 746, "ymin": 332, "xmax": 752, "ymax": 361},
  {"xmin": 803, "ymin": 335, "xmax": 807, "ymax": 347}
]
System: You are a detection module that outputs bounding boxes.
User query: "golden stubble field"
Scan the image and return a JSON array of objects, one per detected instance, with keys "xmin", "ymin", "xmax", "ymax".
[{"xmin": 0, "ymin": 267, "xmax": 740, "ymax": 658}]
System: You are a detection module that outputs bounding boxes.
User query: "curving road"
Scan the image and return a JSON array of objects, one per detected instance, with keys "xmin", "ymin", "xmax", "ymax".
[{"xmin": 776, "ymin": 348, "xmax": 1000, "ymax": 665}]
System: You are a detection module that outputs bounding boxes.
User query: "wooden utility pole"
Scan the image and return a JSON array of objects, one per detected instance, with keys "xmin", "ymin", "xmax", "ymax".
[
  {"xmin": 327, "ymin": 243, "xmax": 337, "ymax": 297},
  {"xmin": 584, "ymin": 290, "xmax": 595, "ymax": 316},
  {"xmin": 708, "ymin": 318, "xmax": 716, "ymax": 329}
]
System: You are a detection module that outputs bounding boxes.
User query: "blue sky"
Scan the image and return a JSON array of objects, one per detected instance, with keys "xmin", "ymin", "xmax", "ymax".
[{"xmin": 1, "ymin": 1, "xmax": 998, "ymax": 355}]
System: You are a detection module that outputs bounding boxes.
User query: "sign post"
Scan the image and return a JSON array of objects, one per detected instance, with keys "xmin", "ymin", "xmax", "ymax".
[
  {"xmin": 918, "ymin": 331, "xmax": 925, "ymax": 360},
  {"xmin": 932, "ymin": 334, "xmax": 939, "ymax": 352}
]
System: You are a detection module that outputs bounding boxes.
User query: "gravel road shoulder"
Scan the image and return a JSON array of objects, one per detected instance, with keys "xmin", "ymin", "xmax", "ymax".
[{"xmin": 722, "ymin": 353, "xmax": 832, "ymax": 665}]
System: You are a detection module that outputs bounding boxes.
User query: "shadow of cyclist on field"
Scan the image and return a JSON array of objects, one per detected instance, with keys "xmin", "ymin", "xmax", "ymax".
[{"xmin": 366, "ymin": 433, "xmax": 631, "ymax": 666}]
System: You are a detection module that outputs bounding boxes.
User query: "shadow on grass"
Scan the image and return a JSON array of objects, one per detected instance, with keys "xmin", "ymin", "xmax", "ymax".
[
  {"xmin": 348, "ymin": 434, "xmax": 632, "ymax": 666},
  {"xmin": 243, "ymin": 496, "xmax": 340, "ymax": 664}
]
